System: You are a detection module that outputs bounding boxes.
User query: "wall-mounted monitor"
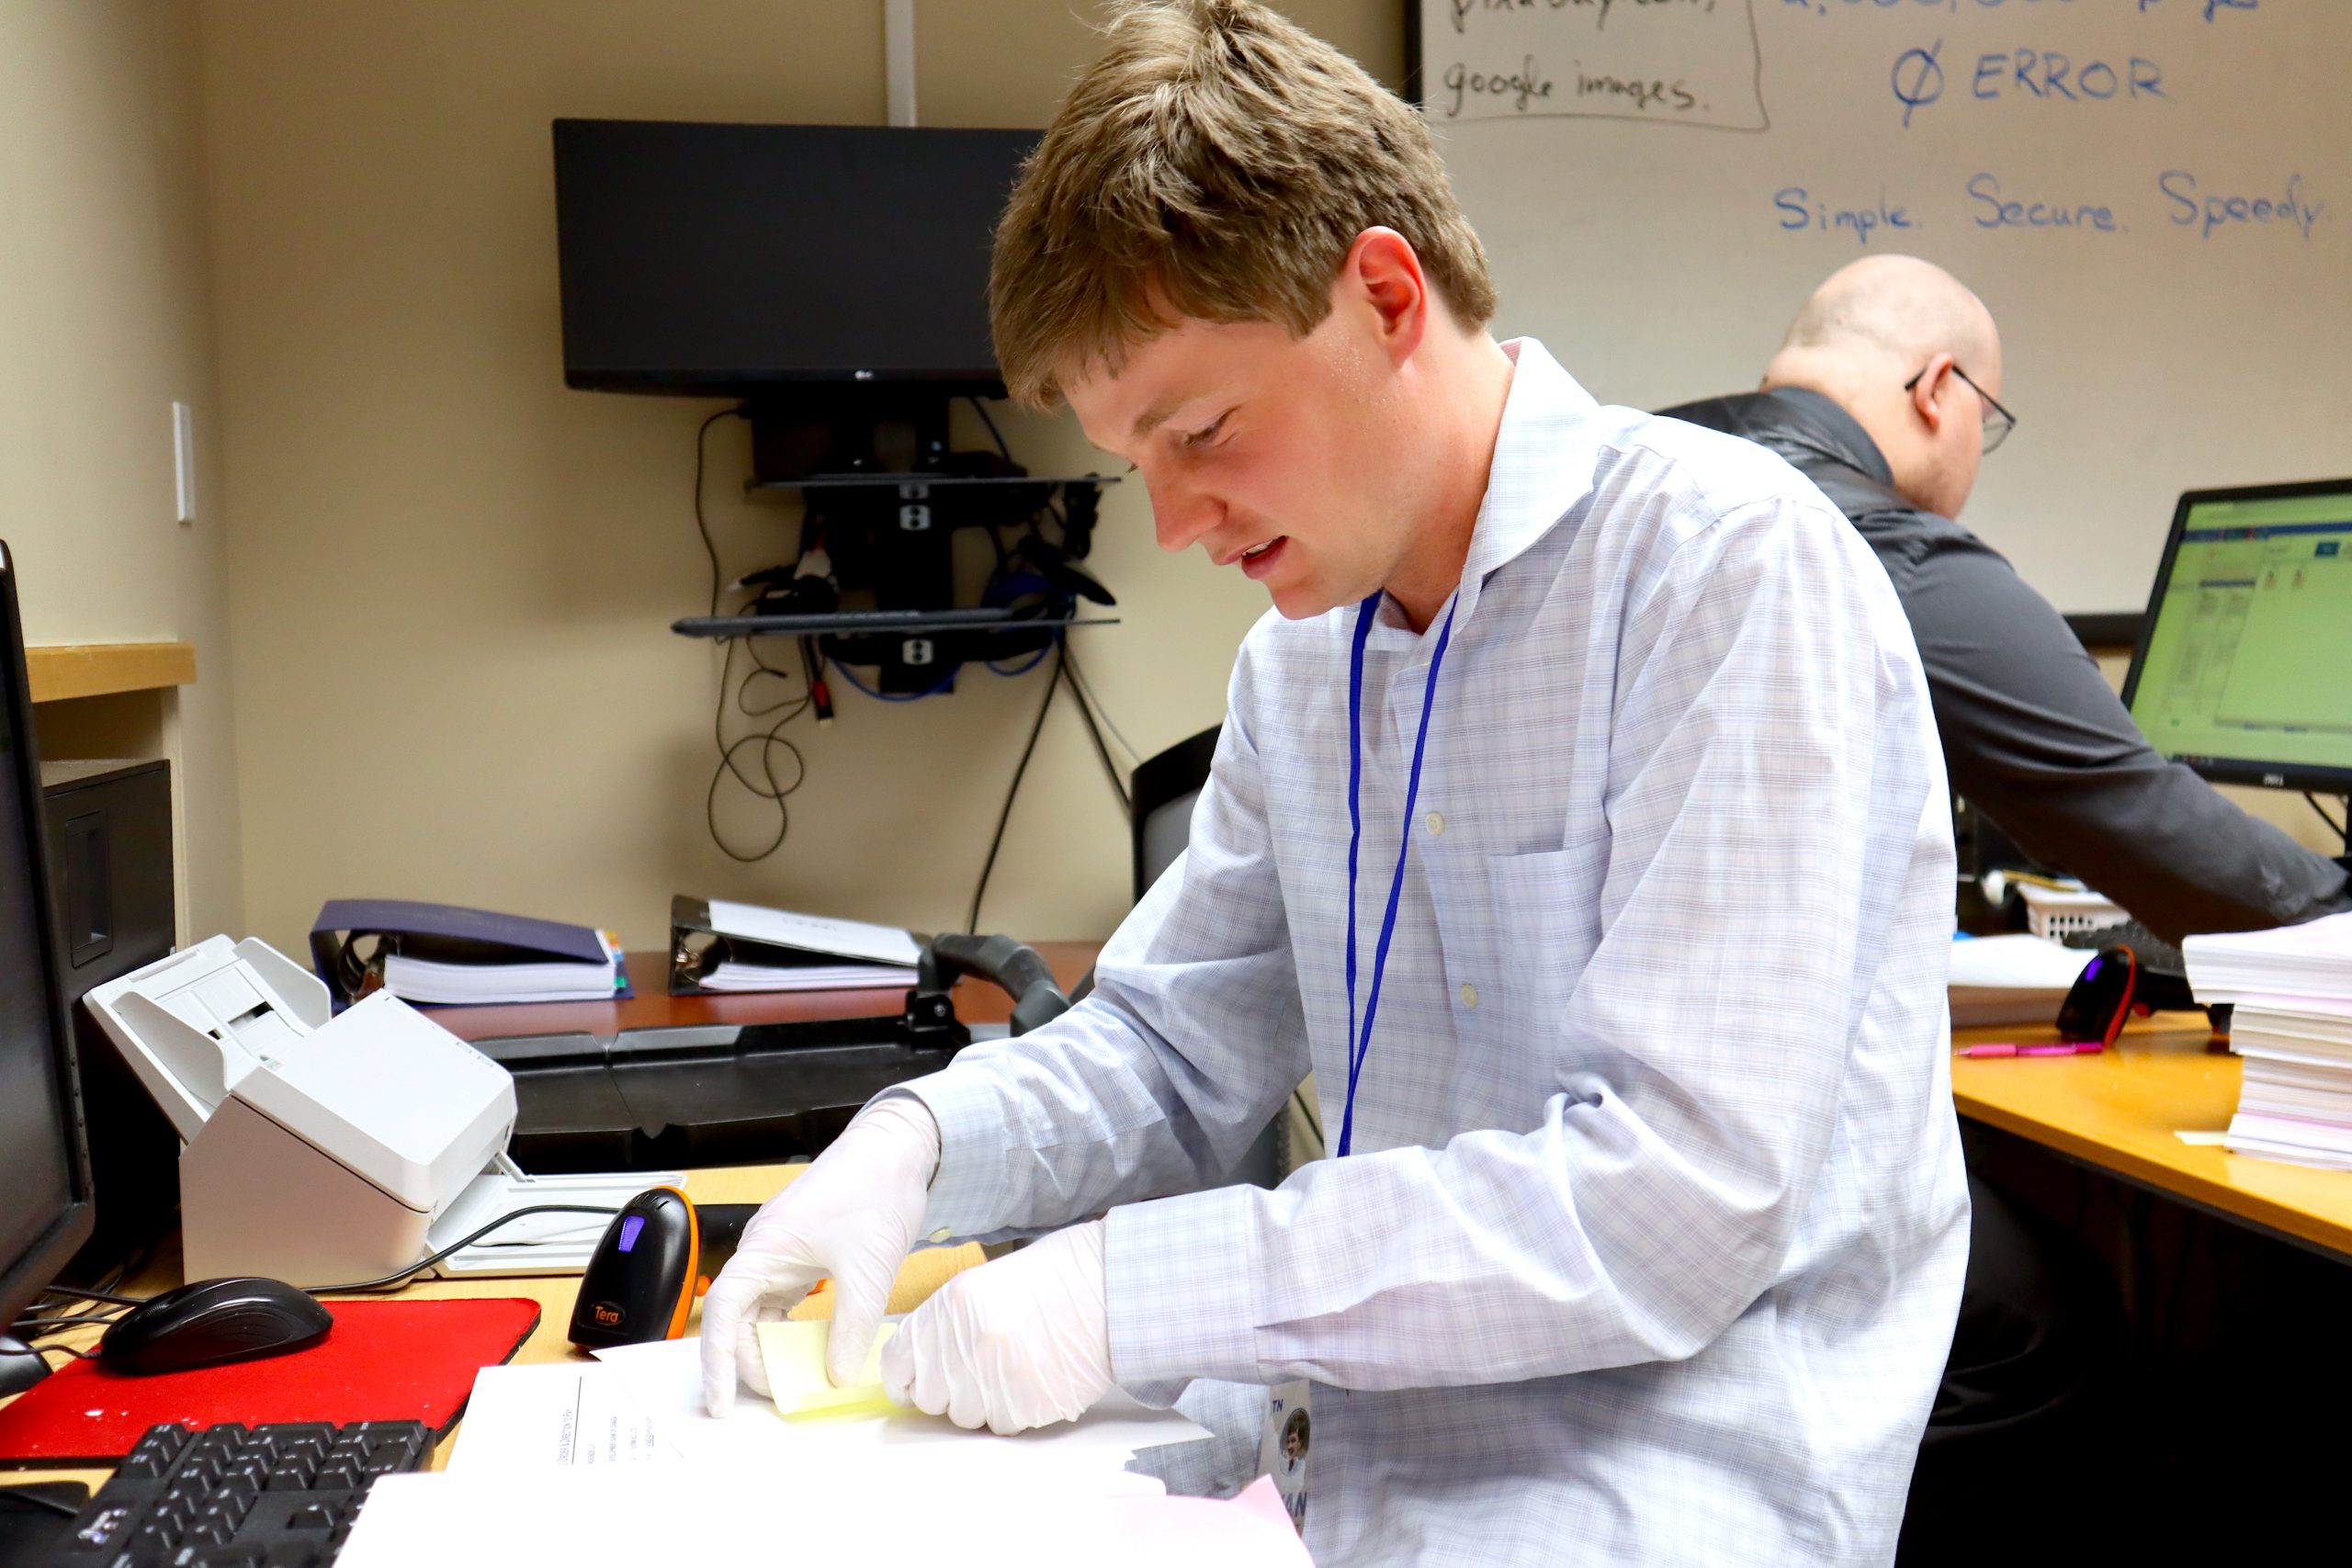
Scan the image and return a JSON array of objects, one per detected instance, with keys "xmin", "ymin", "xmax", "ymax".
[{"xmin": 552, "ymin": 120, "xmax": 1038, "ymax": 397}]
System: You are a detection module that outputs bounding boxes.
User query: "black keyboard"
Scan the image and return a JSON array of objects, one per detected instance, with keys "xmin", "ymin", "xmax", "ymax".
[
  {"xmin": 2059, "ymin": 918, "xmax": 2187, "ymax": 976},
  {"xmin": 2062, "ymin": 919, "xmax": 2210, "ymax": 1014},
  {"xmin": 49, "ymin": 1419, "xmax": 429, "ymax": 1568}
]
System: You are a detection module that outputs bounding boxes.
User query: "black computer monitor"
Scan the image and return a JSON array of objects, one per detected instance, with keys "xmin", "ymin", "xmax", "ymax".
[
  {"xmin": 552, "ymin": 120, "xmax": 1040, "ymax": 396},
  {"xmin": 0, "ymin": 540, "xmax": 96, "ymax": 1351},
  {"xmin": 2121, "ymin": 479, "xmax": 2352, "ymax": 796}
]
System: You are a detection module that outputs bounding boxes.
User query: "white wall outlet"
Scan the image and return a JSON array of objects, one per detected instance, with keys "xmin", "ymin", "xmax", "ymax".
[{"xmin": 173, "ymin": 401, "xmax": 196, "ymax": 525}]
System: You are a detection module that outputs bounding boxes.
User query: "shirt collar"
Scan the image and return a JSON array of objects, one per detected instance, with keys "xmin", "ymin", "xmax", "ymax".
[
  {"xmin": 1753, "ymin": 387, "xmax": 1899, "ymax": 491},
  {"xmin": 1461, "ymin": 338, "xmax": 1599, "ymax": 604},
  {"xmin": 1366, "ymin": 337, "xmax": 1599, "ymax": 641}
]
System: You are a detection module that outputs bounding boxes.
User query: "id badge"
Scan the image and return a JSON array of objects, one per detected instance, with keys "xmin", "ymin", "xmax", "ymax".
[{"xmin": 1256, "ymin": 1380, "xmax": 1311, "ymax": 1531}]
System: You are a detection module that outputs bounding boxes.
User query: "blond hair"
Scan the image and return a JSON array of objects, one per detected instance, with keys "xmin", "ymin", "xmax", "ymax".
[{"xmin": 989, "ymin": 0, "xmax": 1497, "ymax": 410}]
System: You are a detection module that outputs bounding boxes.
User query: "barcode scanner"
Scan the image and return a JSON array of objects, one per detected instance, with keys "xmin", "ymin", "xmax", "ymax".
[
  {"xmin": 2056, "ymin": 944, "xmax": 2143, "ymax": 1051},
  {"xmin": 567, "ymin": 1187, "xmax": 756, "ymax": 1349}
]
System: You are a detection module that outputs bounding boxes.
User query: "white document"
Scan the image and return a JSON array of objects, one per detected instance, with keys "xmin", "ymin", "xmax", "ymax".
[
  {"xmin": 698, "ymin": 959, "xmax": 917, "ymax": 994},
  {"xmin": 706, "ymin": 900, "xmax": 923, "ymax": 967},
  {"xmin": 343, "ymin": 1461, "xmax": 1313, "ymax": 1568},
  {"xmin": 591, "ymin": 1335, "xmax": 1208, "ymax": 1466},
  {"xmin": 1948, "ymin": 934, "xmax": 2090, "ymax": 1027},
  {"xmin": 2187, "ymin": 912, "xmax": 2352, "ymax": 1004},
  {"xmin": 447, "ymin": 1361, "xmax": 684, "ymax": 1473}
]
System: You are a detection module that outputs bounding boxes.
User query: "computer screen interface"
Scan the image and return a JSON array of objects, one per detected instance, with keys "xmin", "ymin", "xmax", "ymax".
[
  {"xmin": 0, "ymin": 550, "xmax": 92, "ymax": 1329},
  {"xmin": 2125, "ymin": 483, "xmax": 2352, "ymax": 795}
]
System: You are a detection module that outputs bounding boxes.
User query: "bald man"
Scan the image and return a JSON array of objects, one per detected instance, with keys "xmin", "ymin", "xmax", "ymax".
[
  {"xmin": 1669, "ymin": 259, "xmax": 2352, "ymax": 1562},
  {"xmin": 1666, "ymin": 255, "xmax": 2351, "ymax": 946}
]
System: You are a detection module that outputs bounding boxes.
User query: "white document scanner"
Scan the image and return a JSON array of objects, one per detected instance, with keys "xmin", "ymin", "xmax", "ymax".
[{"xmin": 86, "ymin": 935, "xmax": 674, "ymax": 1287}]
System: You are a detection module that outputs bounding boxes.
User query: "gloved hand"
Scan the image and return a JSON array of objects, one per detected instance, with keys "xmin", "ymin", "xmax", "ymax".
[
  {"xmin": 880, "ymin": 1218, "xmax": 1112, "ymax": 1436},
  {"xmin": 698, "ymin": 1095, "xmax": 940, "ymax": 1416}
]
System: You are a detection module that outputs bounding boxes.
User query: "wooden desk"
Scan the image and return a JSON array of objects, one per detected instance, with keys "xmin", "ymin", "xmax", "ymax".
[
  {"xmin": 0, "ymin": 1163, "xmax": 980, "ymax": 1499},
  {"xmin": 472, "ymin": 944, "xmax": 2346, "ymax": 1266},
  {"xmin": 429, "ymin": 942, "xmax": 1103, "ymax": 1045},
  {"xmin": 2, "ymin": 949, "xmax": 1107, "ymax": 1497},
  {"xmin": 1955, "ymin": 1011, "xmax": 2352, "ymax": 1258}
]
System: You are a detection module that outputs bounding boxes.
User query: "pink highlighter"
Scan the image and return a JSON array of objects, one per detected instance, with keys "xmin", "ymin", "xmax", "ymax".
[{"xmin": 1955, "ymin": 1042, "xmax": 2104, "ymax": 1059}]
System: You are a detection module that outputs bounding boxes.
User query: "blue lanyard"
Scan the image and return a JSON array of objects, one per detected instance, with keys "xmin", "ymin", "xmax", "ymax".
[{"xmin": 1337, "ymin": 590, "xmax": 1458, "ymax": 1158}]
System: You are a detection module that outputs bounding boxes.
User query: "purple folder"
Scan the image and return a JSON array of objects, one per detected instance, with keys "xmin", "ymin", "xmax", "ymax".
[{"xmin": 310, "ymin": 898, "xmax": 632, "ymax": 1007}]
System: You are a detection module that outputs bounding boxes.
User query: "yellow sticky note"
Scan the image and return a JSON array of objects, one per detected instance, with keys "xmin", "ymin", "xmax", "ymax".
[{"xmin": 756, "ymin": 1318, "xmax": 898, "ymax": 1420}]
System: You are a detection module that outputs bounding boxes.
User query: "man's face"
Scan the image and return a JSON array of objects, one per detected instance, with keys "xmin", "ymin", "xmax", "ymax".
[{"xmin": 1063, "ymin": 293, "xmax": 1418, "ymax": 620}]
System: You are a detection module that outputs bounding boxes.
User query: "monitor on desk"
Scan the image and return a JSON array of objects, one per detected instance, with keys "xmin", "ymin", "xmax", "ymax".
[
  {"xmin": 0, "ymin": 541, "xmax": 96, "ymax": 1354},
  {"xmin": 2121, "ymin": 479, "xmax": 2352, "ymax": 796}
]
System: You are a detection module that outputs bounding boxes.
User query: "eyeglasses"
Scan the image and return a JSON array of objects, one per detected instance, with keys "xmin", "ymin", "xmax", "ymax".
[{"xmin": 1904, "ymin": 364, "xmax": 2017, "ymax": 455}]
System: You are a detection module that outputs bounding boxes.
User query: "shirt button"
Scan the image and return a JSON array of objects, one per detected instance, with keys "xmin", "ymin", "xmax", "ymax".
[
  {"xmin": 1426, "ymin": 810, "xmax": 1444, "ymax": 836},
  {"xmin": 927, "ymin": 1227, "xmax": 952, "ymax": 1245},
  {"xmin": 1459, "ymin": 983, "xmax": 1478, "ymax": 1010}
]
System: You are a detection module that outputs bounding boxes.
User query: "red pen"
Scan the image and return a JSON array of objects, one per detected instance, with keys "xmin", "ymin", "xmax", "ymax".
[{"xmin": 1954, "ymin": 1042, "xmax": 2102, "ymax": 1059}]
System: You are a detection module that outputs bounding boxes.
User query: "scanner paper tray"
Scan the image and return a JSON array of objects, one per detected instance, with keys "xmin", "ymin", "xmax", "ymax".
[{"xmin": 470, "ymin": 1017, "xmax": 996, "ymax": 1174}]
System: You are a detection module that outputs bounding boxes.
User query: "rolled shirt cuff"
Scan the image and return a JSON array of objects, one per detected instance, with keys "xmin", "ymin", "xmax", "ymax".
[{"xmin": 1105, "ymin": 1183, "xmax": 1264, "ymax": 1401}]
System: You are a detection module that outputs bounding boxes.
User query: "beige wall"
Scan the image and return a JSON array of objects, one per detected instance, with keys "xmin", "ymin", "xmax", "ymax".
[
  {"xmin": 197, "ymin": 0, "xmax": 1403, "ymax": 957},
  {"xmin": 1, "ymin": 0, "xmax": 244, "ymax": 940}
]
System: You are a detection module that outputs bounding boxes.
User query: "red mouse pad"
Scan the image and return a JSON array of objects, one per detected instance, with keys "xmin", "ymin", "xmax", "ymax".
[{"xmin": 0, "ymin": 1297, "xmax": 541, "ymax": 1465}]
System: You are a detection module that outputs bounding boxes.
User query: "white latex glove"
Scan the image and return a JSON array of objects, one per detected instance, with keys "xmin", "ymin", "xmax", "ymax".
[
  {"xmin": 698, "ymin": 1096, "xmax": 939, "ymax": 1416},
  {"xmin": 879, "ymin": 1218, "xmax": 1112, "ymax": 1436}
]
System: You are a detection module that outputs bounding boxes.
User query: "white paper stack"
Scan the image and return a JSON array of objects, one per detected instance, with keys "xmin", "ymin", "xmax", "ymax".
[
  {"xmin": 1947, "ymin": 934, "xmax": 2093, "ymax": 1028},
  {"xmin": 697, "ymin": 958, "xmax": 916, "ymax": 993},
  {"xmin": 362, "ymin": 1338, "xmax": 1298, "ymax": 1568},
  {"xmin": 692, "ymin": 900, "xmax": 921, "ymax": 993},
  {"xmin": 2186, "ymin": 914, "xmax": 2352, "ymax": 1168},
  {"xmin": 381, "ymin": 931, "xmax": 623, "ymax": 1003}
]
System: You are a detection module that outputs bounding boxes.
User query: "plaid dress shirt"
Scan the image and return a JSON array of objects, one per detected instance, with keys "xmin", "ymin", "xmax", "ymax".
[{"xmin": 902, "ymin": 340, "xmax": 1969, "ymax": 1565}]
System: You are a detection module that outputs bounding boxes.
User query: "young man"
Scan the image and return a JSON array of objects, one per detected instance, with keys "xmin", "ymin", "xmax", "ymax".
[
  {"xmin": 1664, "ymin": 254, "xmax": 2352, "ymax": 947},
  {"xmin": 701, "ymin": 5, "xmax": 1967, "ymax": 1561}
]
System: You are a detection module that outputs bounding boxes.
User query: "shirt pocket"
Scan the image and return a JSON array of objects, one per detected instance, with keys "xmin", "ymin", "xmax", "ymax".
[{"xmin": 1428, "ymin": 845, "xmax": 1605, "ymax": 1043}]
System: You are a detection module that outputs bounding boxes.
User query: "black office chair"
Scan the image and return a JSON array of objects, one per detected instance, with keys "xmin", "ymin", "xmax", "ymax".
[
  {"xmin": 1131, "ymin": 724, "xmax": 1224, "ymax": 904},
  {"xmin": 1077, "ymin": 724, "xmax": 1288, "ymax": 1190}
]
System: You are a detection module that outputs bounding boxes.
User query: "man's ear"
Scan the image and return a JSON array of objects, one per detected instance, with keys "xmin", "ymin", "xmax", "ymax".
[
  {"xmin": 1340, "ymin": 227, "xmax": 1430, "ymax": 367},
  {"xmin": 1910, "ymin": 353, "xmax": 1956, "ymax": 436}
]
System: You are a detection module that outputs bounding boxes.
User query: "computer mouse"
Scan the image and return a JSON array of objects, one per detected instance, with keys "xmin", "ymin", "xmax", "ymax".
[{"xmin": 97, "ymin": 1277, "xmax": 334, "ymax": 1376}]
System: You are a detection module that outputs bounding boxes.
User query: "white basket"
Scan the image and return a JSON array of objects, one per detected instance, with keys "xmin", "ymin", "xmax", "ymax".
[{"xmin": 2015, "ymin": 882, "xmax": 2126, "ymax": 942}]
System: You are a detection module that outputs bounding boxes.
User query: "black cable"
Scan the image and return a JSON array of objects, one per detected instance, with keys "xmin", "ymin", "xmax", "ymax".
[
  {"xmin": 306, "ymin": 1203, "xmax": 622, "ymax": 1295},
  {"xmin": 19, "ymin": 1282, "xmax": 141, "ymax": 1307},
  {"xmin": 695, "ymin": 398, "xmax": 814, "ymax": 864},
  {"xmin": 692, "ymin": 406, "xmax": 741, "ymax": 617},
  {"xmin": 1061, "ymin": 640, "xmax": 1144, "ymax": 766},
  {"xmin": 1066, "ymin": 660, "xmax": 1131, "ymax": 816},
  {"xmin": 0, "ymin": 1339, "xmax": 95, "ymax": 1362},
  {"xmin": 1, "ymin": 1207, "xmax": 625, "ymax": 1322},
  {"xmin": 10, "ymin": 1314, "xmax": 125, "ymax": 1334},
  {"xmin": 968, "ymin": 646, "xmax": 1066, "ymax": 934},
  {"xmin": 2305, "ymin": 792, "xmax": 2348, "ymax": 845},
  {"xmin": 1291, "ymin": 1087, "xmax": 1325, "ymax": 1148},
  {"xmin": 707, "ymin": 632, "xmax": 815, "ymax": 863},
  {"xmin": 965, "ymin": 395, "xmax": 1012, "ymax": 461}
]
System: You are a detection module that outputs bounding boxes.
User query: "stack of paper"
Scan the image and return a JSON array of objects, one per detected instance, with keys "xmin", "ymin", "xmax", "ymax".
[
  {"xmin": 378, "ymin": 1332, "xmax": 1295, "ymax": 1568},
  {"xmin": 2186, "ymin": 914, "xmax": 2352, "ymax": 1168},
  {"xmin": 344, "ymin": 1460, "xmax": 1309, "ymax": 1568},
  {"xmin": 1947, "ymin": 934, "xmax": 2093, "ymax": 1028},
  {"xmin": 684, "ymin": 899, "xmax": 922, "ymax": 993},
  {"xmin": 698, "ymin": 958, "xmax": 915, "ymax": 992},
  {"xmin": 382, "ymin": 929, "xmax": 627, "ymax": 1003}
]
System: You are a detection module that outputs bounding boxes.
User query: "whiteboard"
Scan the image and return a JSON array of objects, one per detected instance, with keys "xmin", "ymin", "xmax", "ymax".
[{"xmin": 1413, "ymin": 0, "xmax": 2350, "ymax": 612}]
